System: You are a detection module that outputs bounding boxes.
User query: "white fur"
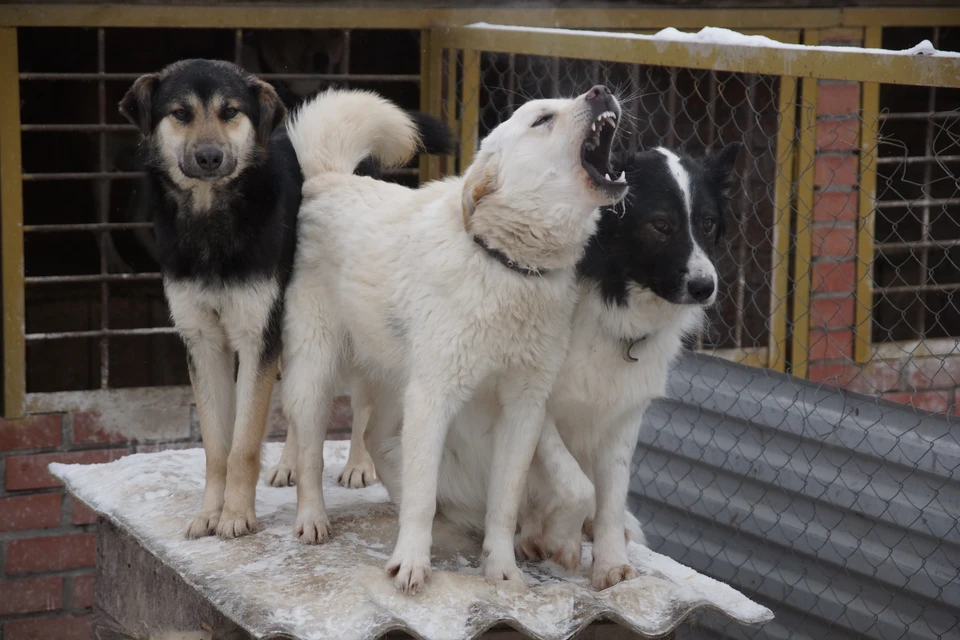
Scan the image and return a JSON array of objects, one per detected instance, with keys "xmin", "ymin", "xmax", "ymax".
[
  {"xmin": 282, "ymin": 88, "xmax": 624, "ymax": 593},
  {"xmin": 388, "ymin": 157, "xmax": 715, "ymax": 590}
]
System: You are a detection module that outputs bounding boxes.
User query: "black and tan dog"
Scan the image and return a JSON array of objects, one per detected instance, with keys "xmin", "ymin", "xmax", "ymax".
[{"xmin": 119, "ymin": 59, "xmax": 450, "ymax": 539}]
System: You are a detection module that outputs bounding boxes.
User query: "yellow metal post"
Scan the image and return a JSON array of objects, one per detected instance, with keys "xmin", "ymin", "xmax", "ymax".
[
  {"xmin": 768, "ymin": 32, "xmax": 801, "ymax": 373},
  {"xmin": 0, "ymin": 27, "xmax": 25, "ymax": 417},
  {"xmin": 789, "ymin": 29, "xmax": 820, "ymax": 380},
  {"xmin": 419, "ymin": 29, "xmax": 443, "ymax": 184},
  {"xmin": 854, "ymin": 27, "xmax": 882, "ymax": 364},
  {"xmin": 458, "ymin": 49, "xmax": 481, "ymax": 173},
  {"xmin": 444, "ymin": 48, "xmax": 459, "ymax": 177}
]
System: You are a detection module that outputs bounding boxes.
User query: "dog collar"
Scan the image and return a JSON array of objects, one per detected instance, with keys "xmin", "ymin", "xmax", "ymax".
[
  {"xmin": 622, "ymin": 334, "xmax": 650, "ymax": 363},
  {"xmin": 473, "ymin": 236, "xmax": 547, "ymax": 277}
]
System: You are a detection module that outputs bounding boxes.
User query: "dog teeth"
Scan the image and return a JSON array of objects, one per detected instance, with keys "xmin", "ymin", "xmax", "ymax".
[
  {"xmin": 617, "ymin": 171, "xmax": 626, "ymax": 183},
  {"xmin": 605, "ymin": 173, "xmax": 611, "ymax": 181}
]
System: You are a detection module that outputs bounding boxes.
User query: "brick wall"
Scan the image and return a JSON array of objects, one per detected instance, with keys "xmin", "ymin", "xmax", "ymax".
[{"xmin": 0, "ymin": 393, "xmax": 351, "ymax": 639}]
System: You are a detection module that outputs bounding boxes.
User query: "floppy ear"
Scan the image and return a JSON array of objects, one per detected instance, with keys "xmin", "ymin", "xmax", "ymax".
[
  {"xmin": 250, "ymin": 77, "xmax": 287, "ymax": 146},
  {"xmin": 708, "ymin": 141, "xmax": 743, "ymax": 193},
  {"xmin": 460, "ymin": 151, "xmax": 500, "ymax": 232},
  {"xmin": 119, "ymin": 73, "xmax": 159, "ymax": 136}
]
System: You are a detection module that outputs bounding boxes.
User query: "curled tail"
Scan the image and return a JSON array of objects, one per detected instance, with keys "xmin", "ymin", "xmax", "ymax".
[{"xmin": 287, "ymin": 89, "xmax": 422, "ymax": 179}]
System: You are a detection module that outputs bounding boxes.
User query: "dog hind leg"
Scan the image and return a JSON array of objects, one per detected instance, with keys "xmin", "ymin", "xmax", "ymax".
[
  {"xmin": 266, "ymin": 417, "xmax": 298, "ymax": 487},
  {"xmin": 338, "ymin": 373, "xmax": 377, "ymax": 488}
]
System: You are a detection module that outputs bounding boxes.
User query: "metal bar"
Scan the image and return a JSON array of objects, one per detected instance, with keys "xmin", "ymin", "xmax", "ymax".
[
  {"xmin": 19, "ymin": 72, "xmax": 420, "ymax": 83},
  {"xmin": 876, "ymin": 239, "xmax": 960, "ymax": 252},
  {"xmin": 459, "ymin": 49, "xmax": 481, "ymax": 174},
  {"xmin": 24, "ymin": 222, "xmax": 154, "ymax": 233},
  {"xmin": 875, "ymin": 283, "xmax": 960, "ymax": 294},
  {"xmin": 0, "ymin": 27, "xmax": 25, "ymax": 417},
  {"xmin": 97, "ymin": 28, "xmax": 109, "ymax": 389},
  {"xmin": 789, "ymin": 29, "xmax": 820, "ymax": 380},
  {"xmin": 733, "ymin": 74, "xmax": 759, "ymax": 354},
  {"xmin": 915, "ymin": 27, "xmax": 941, "ymax": 343},
  {"xmin": 879, "ymin": 111, "xmax": 959, "ymax": 121},
  {"xmin": 23, "ymin": 171, "xmax": 141, "ymax": 181},
  {"xmin": 233, "ymin": 29, "xmax": 243, "ymax": 66},
  {"xmin": 436, "ymin": 25, "xmax": 960, "ymax": 89},
  {"xmin": 875, "ymin": 154, "xmax": 960, "ymax": 165},
  {"xmin": 876, "ymin": 198, "xmax": 960, "ymax": 209},
  {"xmin": 445, "ymin": 47, "xmax": 459, "ymax": 177},
  {"xmin": 21, "ymin": 124, "xmax": 138, "ymax": 133},
  {"xmin": 25, "ymin": 273, "xmax": 162, "ymax": 285},
  {"xmin": 26, "ymin": 327, "xmax": 177, "ymax": 342},
  {"xmin": 768, "ymin": 32, "xmax": 802, "ymax": 373},
  {"xmin": 419, "ymin": 29, "xmax": 443, "ymax": 184},
  {"xmin": 854, "ymin": 26, "xmax": 882, "ymax": 364},
  {"xmin": 0, "ymin": 7, "xmax": 858, "ymax": 30}
]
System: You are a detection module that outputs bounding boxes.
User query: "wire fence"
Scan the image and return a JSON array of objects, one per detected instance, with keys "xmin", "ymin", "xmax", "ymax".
[{"xmin": 437, "ymin": 33, "xmax": 959, "ymax": 640}]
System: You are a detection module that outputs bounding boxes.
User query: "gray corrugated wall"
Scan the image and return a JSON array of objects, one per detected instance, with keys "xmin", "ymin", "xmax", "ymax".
[{"xmin": 629, "ymin": 353, "xmax": 959, "ymax": 640}]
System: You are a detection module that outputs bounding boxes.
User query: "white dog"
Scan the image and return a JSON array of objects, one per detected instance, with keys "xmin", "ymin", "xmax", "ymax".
[
  {"xmin": 374, "ymin": 144, "xmax": 741, "ymax": 590},
  {"xmin": 281, "ymin": 86, "xmax": 627, "ymax": 592}
]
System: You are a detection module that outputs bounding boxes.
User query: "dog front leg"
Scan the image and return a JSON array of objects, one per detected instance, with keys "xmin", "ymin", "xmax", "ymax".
[
  {"xmin": 184, "ymin": 341, "xmax": 236, "ymax": 539},
  {"xmin": 483, "ymin": 381, "xmax": 551, "ymax": 585},
  {"xmin": 590, "ymin": 419, "xmax": 643, "ymax": 590},
  {"xmin": 216, "ymin": 349, "xmax": 279, "ymax": 539},
  {"xmin": 385, "ymin": 378, "xmax": 465, "ymax": 594}
]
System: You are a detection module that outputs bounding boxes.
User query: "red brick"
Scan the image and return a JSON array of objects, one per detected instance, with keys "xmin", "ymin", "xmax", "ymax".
[
  {"xmin": 817, "ymin": 119, "xmax": 859, "ymax": 151},
  {"xmin": 815, "ymin": 154, "xmax": 859, "ymax": 187},
  {"xmin": 71, "ymin": 411, "xmax": 128, "ymax": 444},
  {"xmin": 812, "ymin": 260, "xmax": 856, "ymax": 293},
  {"xmin": 0, "ymin": 493, "xmax": 62, "ymax": 532},
  {"xmin": 809, "ymin": 329, "xmax": 854, "ymax": 362},
  {"xmin": 864, "ymin": 360, "xmax": 903, "ymax": 394},
  {"xmin": 820, "ymin": 28, "xmax": 863, "ymax": 44},
  {"xmin": 883, "ymin": 391, "xmax": 950, "ymax": 414},
  {"xmin": 953, "ymin": 388, "xmax": 960, "ymax": 416},
  {"xmin": 3, "ymin": 614, "xmax": 93, "ymax": 640},
  {"xmin": 808, "ymin": 363, "xmax": 858, "ymax": 387},
  {"xmin": 813, "ymin": 224, "xmax": 857, "ymax": 259},
  {"xmin": 5, "ymin": 533, "xmax": 97, "ymax": 574},
  {"xmin": 810, "ymin": 295, "xmax": 855, "ymax": 329},
  {"xmin": 814, "ymin": 190, "xmax": 858, "ymax": 222},
  {"xmin": 904, "ymin": 356, "xmax": 960, "ymax": 390},
  {"xmin": 0, "ymin": 414, "xmax": 62, "ymax": 451},
  {"xmin": 70, "ymin": 499, "xmax": 98, "ymax": 525},
  {"xmin": 818, "ymin": 83, "xmax": 860, "ymax": 115},
  {"xmin": 0, "ymin": 577, "xmax": 63, "ymax": 615},
  {"xmin": 69, "ymin": 573, "xmax": 95, "ymax": 609},
  {"xmin": 5, "ymin": 449, "xmax": 128, "ymax": 491}
]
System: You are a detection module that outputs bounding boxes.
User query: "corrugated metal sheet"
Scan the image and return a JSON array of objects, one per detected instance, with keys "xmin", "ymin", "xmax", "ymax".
[{"xmin": 632, "ymin": 353, "xmax": 960, "ymax": 640}]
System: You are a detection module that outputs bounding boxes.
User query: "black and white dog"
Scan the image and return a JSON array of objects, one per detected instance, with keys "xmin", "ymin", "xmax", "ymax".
[
  {"xmin": 373, "ymin": 142, "xmax": 743, "ymax": 589},
  {"xmin": 119, "ymin": 60, "xmax": 449, "ymax": 540}
]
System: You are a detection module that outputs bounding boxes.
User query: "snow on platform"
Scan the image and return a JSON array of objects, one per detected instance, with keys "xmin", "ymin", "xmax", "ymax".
[{"xmin": 50, "ymin": 442, "xmax": 773, "ymax": 640}]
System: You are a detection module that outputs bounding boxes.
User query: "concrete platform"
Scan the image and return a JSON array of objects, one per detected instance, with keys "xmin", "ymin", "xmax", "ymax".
[{"xmin": 51, "ymin": 442, "xmax": 773, "ymax": 639}]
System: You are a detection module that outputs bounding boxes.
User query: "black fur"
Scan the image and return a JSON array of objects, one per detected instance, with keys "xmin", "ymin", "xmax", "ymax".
[
  {"xmin": 578, "ymin": 143, "xmax": 742, "ymax": 307},
  {"xmin": 120, "ymin": 60, "xmax": 301, "ymax": 368}
]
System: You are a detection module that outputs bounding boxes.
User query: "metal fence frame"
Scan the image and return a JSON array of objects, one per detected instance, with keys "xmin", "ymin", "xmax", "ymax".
[{"xmin": 1, "ymin": 5, "xmax": 959, "ymax": 418}]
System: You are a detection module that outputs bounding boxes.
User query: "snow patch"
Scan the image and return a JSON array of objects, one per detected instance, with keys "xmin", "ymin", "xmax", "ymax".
[{"xmin": 50, "ymin": 442, "xmax": 773, "ymax": 640}]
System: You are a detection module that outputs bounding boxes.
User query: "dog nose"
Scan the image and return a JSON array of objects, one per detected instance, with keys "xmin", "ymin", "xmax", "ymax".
[
  {"xmin": 585, "ymin": 85, "xmax": 612, "ymax": 100},
  {"xmin": 687, "ymin": 277, "xmax": 715, "ymax": 302},
  {"xmin": 195, "ymin": 145, "xmax": 223, "ymax": 171}
]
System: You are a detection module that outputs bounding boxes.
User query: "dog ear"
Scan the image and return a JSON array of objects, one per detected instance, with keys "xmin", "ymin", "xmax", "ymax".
[
  {"xmin": 119, "ymin": 73, "xmax": 159, "ymax": 136},
  {"xmin": 460, "ymin": 151, "xmax": 500, "ymax": 232},
  {"xmin": 250, "ymin": 77, "xmax": 287, "ymax": 146},
  {"xmin": 707, "ymin": 141, "xmax": 742, "ymax": 193}
]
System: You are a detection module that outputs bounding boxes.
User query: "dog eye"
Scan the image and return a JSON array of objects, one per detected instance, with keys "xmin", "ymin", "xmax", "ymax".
[
  {"xmin": 651, "ymin": 218, "xmax": 670, "ymax": 233},
  {"xmin": 702, "ymin": 217, "xmax": 718, "ymax": 233},
  {"xmin": 171, "ymin": 108, "xmax": 189, "ymax": 122},
  {"xmin": 222, "ymin": 107, "xmax": 239, "ymax": 120},
  {"xmin": 532, "ymin": 113, "xmax": 555, "ymax": 128}
]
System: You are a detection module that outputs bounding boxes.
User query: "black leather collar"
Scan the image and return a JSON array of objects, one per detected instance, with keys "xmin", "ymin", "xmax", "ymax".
[{"xmin": 473, "ymin": 236, "xmax": 547, "ymax": 277}]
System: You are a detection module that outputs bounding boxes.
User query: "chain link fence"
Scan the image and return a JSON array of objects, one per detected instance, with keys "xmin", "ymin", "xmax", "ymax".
[{"xmin": 437, "ymin": 31, "xmax": 958, "ymax": 640}]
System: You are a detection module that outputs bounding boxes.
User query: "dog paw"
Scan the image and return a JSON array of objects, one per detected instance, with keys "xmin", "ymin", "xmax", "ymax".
[
  {"xmin": 337, "ymin": 460, "xmax": 376, "ymax": 489},
  {"xmin": 385, "ymin": 550, "xmax": 432, "ymax": 594},
  {"xmin": 591, "ymin": 564, "xmax": 638, "ymax": 590},
  {"xmin": 515, "ymin": 532, "xmax": 547, "ymax": 562},
  {"xmin": 216, "ymin": 508, "xmax": 259, "ymax": 539},
  {"xmin": 266, "ymin": 463, "xmax": 296, "ymax": 487},
  {"xmin": 185, "ymin": 510, "xmax": 221, "ymax": 539},
  {"xmin": 482, "ymin": 551, "xmax": 527, "ymax": 586},
  {"xmin": 548, "ymin": 538, "xmax": 582, "ymax": 573},
  {"xmin": 294, "ymin": 510, "xmax": 331, "ymax": 545}
]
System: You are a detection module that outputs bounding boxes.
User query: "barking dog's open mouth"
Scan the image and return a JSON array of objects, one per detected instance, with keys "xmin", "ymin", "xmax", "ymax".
[{"xmin": 581, "ymin": 110, "xmax": 626, "ymax": 193}]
